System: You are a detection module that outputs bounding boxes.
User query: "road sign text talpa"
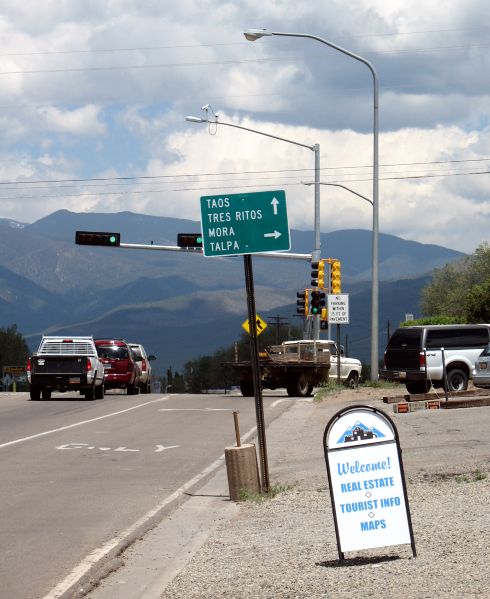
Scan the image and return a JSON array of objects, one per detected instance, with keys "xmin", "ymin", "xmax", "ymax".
[{"xmin": 200, "ymin": 190, "xmax": 290, "ymax": 257}]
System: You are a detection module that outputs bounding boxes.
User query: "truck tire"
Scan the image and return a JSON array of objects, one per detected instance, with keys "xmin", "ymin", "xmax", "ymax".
[
  {"xmin": 445, "ymin": 368, "xmax": 468, "ymax": 392},
  {"xmin": 41, "ymin": 388, "xmax": 52, "ymax": 400},
  {"xmin": 344, "ymin": 372, "xmax": 359, "ymax": 389},
  {"xmin": 286, "ymin": 374, "xmax": 313, "ymax": 397},
  {"xmin": 127, "ymin": 383, "xmax": 138, "ymax": 395},
  {"xmin": 30, "ymin": 385, "xmax": 41, "ymax": 401},
  {"xmin": 406, "ymin": 381, "xmax": 431, "ymax": 395},
  {"xmin": 84, "ymin": 386, "xmax": 96, "ymax": 400},
  {"xmin": 240, "ymin": 380, "xmax": 254, "ymax": 397},
  {"xmin": 94, "ymin": 384, "xmax": 105, "ymax": 400}
]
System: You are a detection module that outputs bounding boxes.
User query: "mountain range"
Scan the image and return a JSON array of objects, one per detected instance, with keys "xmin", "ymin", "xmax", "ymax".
[{"xmin": 0, "ymin": 210, "xmax": 465, "ymax": 372}]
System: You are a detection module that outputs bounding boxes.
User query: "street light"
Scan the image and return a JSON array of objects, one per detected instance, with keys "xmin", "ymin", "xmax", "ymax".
[
  {"xmin": 186, "ymin": 104, "xmax": 323, "ymax": 339},
  {"xmin": 245, "ymin": 28, "xmax": 379, "ymax": 381}
]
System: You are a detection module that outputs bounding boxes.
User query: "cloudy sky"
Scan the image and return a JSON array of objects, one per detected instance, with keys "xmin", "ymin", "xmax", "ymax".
[{"xmin": 0, "ymin": 0, "xmax": 489, "ymax": 253}]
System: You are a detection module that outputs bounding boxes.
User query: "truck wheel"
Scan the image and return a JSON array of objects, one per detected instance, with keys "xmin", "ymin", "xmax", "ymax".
[
  {"xmin": 240, "ymin": 380, "xmax": 254, "ymax": 397},
  {"xmin": 30, "ymin": 386, "xmax": 41, "ymax": 401},
  {"xmin": 41, "ymin": 389, "xmax": 52, "ymax": 400},
  {"xmin": 94, "ymin": 384, "xmax": 104, "ymax": 400},
  {"xmin": 127, "ymin": 384, "xmax": 138, "ymax": 395},
  {"xmin": 445, "ymin": 369, "xmax": 468, "ymax": 392},
  {"xmin": 344, "ymin": 372, "xmax": 359, "ymax": 389},
  {"xmin": 405, "ymin": 381, "xmax": 431, "ymax": 395},
  {"xmin": 84, "ymin": 386, "xmax": 96, "ymax": 400},
  {"xmin": 287, "ymin": 374, "xmax": 312, "ymax": 397}
]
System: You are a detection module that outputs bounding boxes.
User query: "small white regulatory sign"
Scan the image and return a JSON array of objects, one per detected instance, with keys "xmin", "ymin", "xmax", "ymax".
[{"xmin": 328, "ymin": 294, "xmax": 349, "ymax": 324}]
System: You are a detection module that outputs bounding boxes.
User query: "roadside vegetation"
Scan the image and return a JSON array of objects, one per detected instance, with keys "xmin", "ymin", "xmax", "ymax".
[
  {"xmin": 414, "ymin": 242, "xmax": 489, "ymax": 325},
  {"xmin": 239, "ymin": 483, "xmax": 294, "ymax": 503}
]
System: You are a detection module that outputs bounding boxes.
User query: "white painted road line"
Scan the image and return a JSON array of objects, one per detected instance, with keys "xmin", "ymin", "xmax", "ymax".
[
  {"xmin": 42, "ymin": 423, "xmax": 258, "ymax": 599},
  {"xmin": 159, "ymin": 408, "xmax": 233, "ymax": 412},
  {"xmin": 0, "ymin": 396, "xmax": 171, "ymax": 450}
]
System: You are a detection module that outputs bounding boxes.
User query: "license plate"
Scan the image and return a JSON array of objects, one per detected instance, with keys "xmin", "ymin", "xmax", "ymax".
[
  {"xmin": 103, "ymin": 364, "xmax": 112, "ymax": 369},
  {"xmin": 69, "ymin": 377, "xmax": 80, "ymax": 384}
]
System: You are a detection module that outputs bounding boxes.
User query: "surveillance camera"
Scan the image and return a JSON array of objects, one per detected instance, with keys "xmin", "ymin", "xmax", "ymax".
[{"xmin": 201, "ymin": 104, "xmax": 210, "ymax": 111}]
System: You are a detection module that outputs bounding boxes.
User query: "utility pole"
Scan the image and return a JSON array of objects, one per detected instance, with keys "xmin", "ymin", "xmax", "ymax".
[{"xmin": 267, "ymin": 315, "xmax": 290, "ymax": 344}]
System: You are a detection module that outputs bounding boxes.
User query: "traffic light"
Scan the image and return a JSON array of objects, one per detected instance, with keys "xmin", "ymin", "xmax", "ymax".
[
  {"xmin": 330, "ymin": 259, "xmax": 342, "ymax": 294},
  {"xmin": 177, "ymin": 233, "xmax": 203, "ymax": 248},
  {"xmin": 310, "ymin": 290, "xmax": 325, "ymax": 315},
  {"xmin": 310, "ymin": 259, "xmax": 325, "ymax": 288},
  {"xmin": 296, "ymin": 290, "xmax": 308, "ymax": 315},
  {"xmin": 75, "ymin": 231, "xmax": 120, "ymax": 246}
]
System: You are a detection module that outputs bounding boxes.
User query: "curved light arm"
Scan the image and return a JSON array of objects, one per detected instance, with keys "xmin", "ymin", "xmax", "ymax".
[
  {"xmin": 186, "ymin": 115, "xmax": 315, "ymax": 151},
  {"xmin": 302, "ymin": 181, "xmax": 373, "ymax": 206}
]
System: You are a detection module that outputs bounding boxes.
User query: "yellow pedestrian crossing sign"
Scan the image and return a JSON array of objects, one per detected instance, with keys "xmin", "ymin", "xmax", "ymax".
[{"xmin": 242, "ymin": 314, "xmax": 268, "ymax": 336}]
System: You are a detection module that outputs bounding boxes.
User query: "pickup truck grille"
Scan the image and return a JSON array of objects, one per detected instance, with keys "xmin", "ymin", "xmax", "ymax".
[{"xmin": 38, "ymin": 341, "xmax": 95, "ymax": 355}]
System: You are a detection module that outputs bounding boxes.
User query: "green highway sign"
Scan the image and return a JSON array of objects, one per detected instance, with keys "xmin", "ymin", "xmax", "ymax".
[{"xmin": 200, "ymin": 190, "xmax": 290, "ymax": 257}]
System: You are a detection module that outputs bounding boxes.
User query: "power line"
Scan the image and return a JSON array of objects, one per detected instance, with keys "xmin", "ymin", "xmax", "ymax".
[
  {"xmin": 1, "ymin": 157, "xmax": 489, "ymax": 187},
  {"xmin": 0, "ymin": 56, "xmax": 299, "ymax": 76},
  {"xmin": 1, "ymin": 168, "xmax": 488, "ymax": 201}
]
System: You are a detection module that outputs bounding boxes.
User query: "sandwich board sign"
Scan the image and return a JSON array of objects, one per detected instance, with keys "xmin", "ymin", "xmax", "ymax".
[{"xmin": 323, "ymin": 405, "xmax": 416, "ymax": 560}]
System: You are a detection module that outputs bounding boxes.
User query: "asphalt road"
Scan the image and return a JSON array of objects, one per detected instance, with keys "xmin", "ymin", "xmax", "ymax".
[{"xmin": 0, "ymin": 390, "xmax": 290, "ymax": 599}]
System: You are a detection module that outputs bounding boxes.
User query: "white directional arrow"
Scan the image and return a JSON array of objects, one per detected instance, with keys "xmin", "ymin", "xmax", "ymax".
[
  {"xmin": 155, "ymin": 444, "xmax": 180, "ymax": 452},
  {"xmin": 271, "ymin": 197, "xmax": 279, "ymax": 215},
  {"xmin": 264, "ymin": 230, "xmax": 282, "ymax": 239}
]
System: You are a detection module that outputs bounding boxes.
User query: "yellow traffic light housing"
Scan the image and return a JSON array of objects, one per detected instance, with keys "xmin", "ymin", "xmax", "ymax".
[
  {"xmin": 311, "ymin": 259, "xmax": 326, "ymax": 288},
  {"xmin": 296, "ymin": 290, "xmax": 309, "ymax": 316},
  {"xmin": 330, "ymin": 259, "xmax": 342, "ymax": 294}
]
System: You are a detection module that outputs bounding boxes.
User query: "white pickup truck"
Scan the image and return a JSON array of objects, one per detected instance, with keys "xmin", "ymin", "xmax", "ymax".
[
  {"xmin": 223, "ymin": 339, "xmax": 362, "ymax": 397},
  {"xmin": 27, "ymin": 336, "xmax": 105, "ymax": 400},
  {"xmin": 317, "ymin": 340, "xmax": 363, "ymax": 388}
]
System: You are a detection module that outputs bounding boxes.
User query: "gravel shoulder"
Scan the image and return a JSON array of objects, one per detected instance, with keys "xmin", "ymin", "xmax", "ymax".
[{"xmin": 160, "ymin": 386, "xmax": 490, "ymax": 599}]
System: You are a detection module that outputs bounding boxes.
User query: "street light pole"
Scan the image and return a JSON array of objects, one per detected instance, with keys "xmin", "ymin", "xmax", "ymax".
[
  {"xmin": 186, "ymin": 106, "xmax": 322, "ymax": 339},
  {"xmin": 244, "ymin": 29, "xmax": 380, "ymax": 381}
]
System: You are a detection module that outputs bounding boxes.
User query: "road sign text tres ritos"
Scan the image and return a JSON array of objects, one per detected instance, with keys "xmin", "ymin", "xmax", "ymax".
[{"xmin": 200, "ymin": 190, "xmax": 290, "ymax": 257}]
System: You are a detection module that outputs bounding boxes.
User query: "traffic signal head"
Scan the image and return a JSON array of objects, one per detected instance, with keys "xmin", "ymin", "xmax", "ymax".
[
  {"xmin": 310, "ymin": 290, "xmax": 325, "ymax": 314},
  {"xmin": 296, "ymin": 290, "xmax": 308, "ymax": 315},
  {"xmin": 330, "ymin": 260, "xmax": 342, "ymax": 294},
  {"xmin": 177, "ymin": 233, "xmax": 203, "ymax": 248},
  {"xmin": 75, "ymin": 231, "xmax": 120, "ymax": 246},
  {"xmin": 310, "ymin": 259, "xmax": 325, "ymax": 288}
]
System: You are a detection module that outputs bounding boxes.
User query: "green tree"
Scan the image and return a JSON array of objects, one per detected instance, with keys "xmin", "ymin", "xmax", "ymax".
[
  {"xmin": 0, "ymin": 324, "xmax": 30, "ymax": 371},
  {"xmin": 420, "ymin": 242, "xmax": 490, "ymax": 322}
]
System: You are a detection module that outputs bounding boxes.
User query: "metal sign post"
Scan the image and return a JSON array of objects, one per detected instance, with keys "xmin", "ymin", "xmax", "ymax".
[
  {"xmin": 199, "ymin": 190, "xmax": 290, "ymax": 493},
  {"xmin": 324, "ymin": 405, "xmax": 416, "ymax": 561},
  {"xmin": 244, "ymin": 254, "xmax": 269, "ymax": 492}
]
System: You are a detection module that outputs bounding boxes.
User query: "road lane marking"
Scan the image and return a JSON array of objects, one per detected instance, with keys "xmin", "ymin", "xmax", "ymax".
[
  {"xmin": 159, "ymin": 408, "xmax": 233, "ymax": 412},
  {"xmin": 0, "ymin": 396, "xmax": 172, "ymax": 450},
  {"xmin": 42, "ymin": 423, "xmax": 258, "ymax": 599}
]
